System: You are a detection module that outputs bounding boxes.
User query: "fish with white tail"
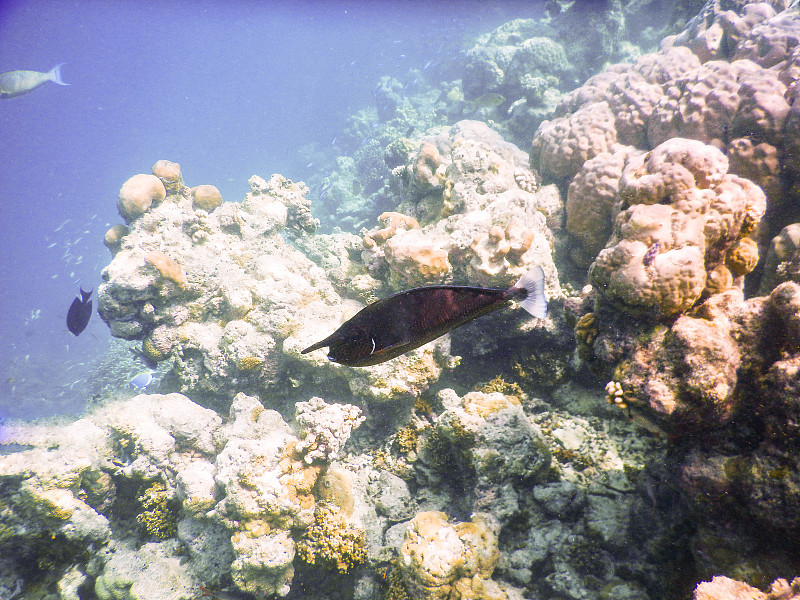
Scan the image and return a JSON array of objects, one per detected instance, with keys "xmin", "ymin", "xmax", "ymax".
[{"xmin": 0, "ymin": 63, "xmax": 69, "ymax": 99}]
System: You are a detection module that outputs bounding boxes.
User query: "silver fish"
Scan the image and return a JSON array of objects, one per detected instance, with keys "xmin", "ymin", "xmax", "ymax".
[{"xmin": 0, "ymin": 63, "xmax": 69, "ymax": 99}]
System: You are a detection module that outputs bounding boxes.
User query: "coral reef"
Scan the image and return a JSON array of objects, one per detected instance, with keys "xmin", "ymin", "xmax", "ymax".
[
  {"xmin": 7, "ymin": 3, "xmax": 800, "ymax": 599},
  {"xmin": 0, "ymin": 391, "xmax": 365, "ymax": 598},
  {"xmin": 98, "ymin": 163, "xmax": 450, "ymax": 405}
]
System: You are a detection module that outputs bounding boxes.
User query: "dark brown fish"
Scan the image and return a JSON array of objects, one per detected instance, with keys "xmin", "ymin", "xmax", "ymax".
[
  {"xmin": 302, "ymin": 267, "xmax": 547, "ymax": 367},
  {"xmin": 67, "ymin": 287, "xmax": 92, "ymax": 336}
]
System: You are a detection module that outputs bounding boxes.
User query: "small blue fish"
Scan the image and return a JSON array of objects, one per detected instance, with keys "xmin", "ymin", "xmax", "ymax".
[
  {"xmin": 129, "ymin": 371, "xmax": 154, "ymax": 390},
  {"xmin": 643, "ymin": 242, "xmax": 661, "ymax": 267}
]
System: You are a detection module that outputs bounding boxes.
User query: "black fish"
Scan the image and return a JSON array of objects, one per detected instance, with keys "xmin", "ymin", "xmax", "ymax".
[
  {"xmin": 67, "ymin": 287, "xmax": 92, "ymax": 336},
  {"xmin": 302, "ymin": 267, "xmax": 547, "ymax": 367}
]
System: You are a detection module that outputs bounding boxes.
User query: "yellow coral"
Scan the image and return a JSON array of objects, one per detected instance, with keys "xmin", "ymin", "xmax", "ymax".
[
  {"xmin": 136, "ymin": 481, "xmax": 177, "ymax": 539},
  {"xmin": 142, "ymin": 336, "xmax": 167, "ymax": 362},
  {"xmin": 726, "ymin": 237, "xmax": 759, "ymax": 277},
  {"xmin": 575, "ymin": 312, "xmax": 597, "ymax": 347},
  {"xmin": 394, "ymin": 425, "xmax": 420, "ymax": 455},
  {"xmin": 238, "ymin": 355, "xmax": 262, "ymax": 371},
  {"xmin": 296, "ymin": 506, "xmax": 367, "ymax": 574},
  {"xmin": 605, "ymin": 380, "xmax": 628, "ymax": 410},
  {"xmin": 474, "ymin": 376, "xmax": 524, "ymax": 401}
]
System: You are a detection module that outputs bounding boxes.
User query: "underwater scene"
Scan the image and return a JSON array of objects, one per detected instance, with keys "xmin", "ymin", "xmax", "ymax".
[{"xmin": 2, "ymin": 0, "xmax": 800, "ymax": 598}]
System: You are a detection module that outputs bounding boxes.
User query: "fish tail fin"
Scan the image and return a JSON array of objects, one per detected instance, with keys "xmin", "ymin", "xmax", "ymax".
[
  {"xmin": 49, "ymin": 63, "xmax": 69, "ymax": 86},
  {"xmin": 511, "ymin": 266, "xmax": 548, "ymax": 319}
]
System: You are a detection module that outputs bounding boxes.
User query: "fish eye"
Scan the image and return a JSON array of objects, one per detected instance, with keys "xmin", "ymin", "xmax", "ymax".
[{"xmin": 349, "ymin": 330, "xmax": 366, "ymax": 344}]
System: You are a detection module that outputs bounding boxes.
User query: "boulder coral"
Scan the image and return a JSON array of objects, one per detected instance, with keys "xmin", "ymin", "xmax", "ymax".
[
  {"xmin": 191, "ymin": 184, "xmax": 223, "ymax": 212},
  {"xmin": 397, "ymin": 511, "xmax": 524, "ymax": 600},
  {"xmin": 530, "ymin": 101, "xmax": 617, "ymax": 181},
  {"xmin": 588, "ymin": 138, "xmax": 766, "ymax": 318},
  {"xmin": 118, "ymin": 173, "xmax": 166, "ymax": 223},
  {"xmin": 537, "ymin": 3, "xmax": 800, "ymax": 292}
]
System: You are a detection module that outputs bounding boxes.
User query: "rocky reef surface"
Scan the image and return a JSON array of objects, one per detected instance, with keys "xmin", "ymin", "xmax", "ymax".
[{"xmin": 3, "ymin": 1, "xmax": 800, "ymax": 599}]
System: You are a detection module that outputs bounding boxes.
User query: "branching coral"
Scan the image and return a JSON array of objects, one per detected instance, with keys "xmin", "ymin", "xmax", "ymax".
[
  {"xmin": 296, "ymin": 506, "xmax": 367, "ymax": 574},
  {"xmin": 136, "ymin": 481, "xmax": 178, "ymax": 540}
]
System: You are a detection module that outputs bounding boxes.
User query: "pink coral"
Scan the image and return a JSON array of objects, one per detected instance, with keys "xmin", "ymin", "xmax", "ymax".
[
  {"xmin": 727, "ymin": 137, "xmax": 783, "ymax": 205},
  {"xmin": 606, "ymin": 71, "xmax": 664, "ymax": 147},
  {"xmin": 734, "ymin": 10, "xmax": 800, "ymax": 68},
  {"xmin": 648, "ymin": 60, "xmax": 751, "ymax": 148},
  {"xmin": 633, "ymin": 46, "xmax": 701, "ymax": 86},
  {"xmin": 731, "ymin": 68, "xmax": 790, "ymax": 144}
]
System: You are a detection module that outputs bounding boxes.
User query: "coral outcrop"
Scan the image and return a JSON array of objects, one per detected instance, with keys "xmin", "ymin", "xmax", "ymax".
[
  {"xmin": 99, "ymin": 162, "xmax": 452, "ymax": 405},
  {"xmin": 589, "ymin": 137, "xmax": 765, "ymax": 319},
  {"xmin": 0, "ymin": 391, "xmax": 365, "ymax": 598}
]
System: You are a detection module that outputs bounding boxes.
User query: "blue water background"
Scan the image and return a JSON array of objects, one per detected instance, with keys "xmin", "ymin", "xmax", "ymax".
[{"xmin": 0, "ymin": 0, "xmax": 545, "ymax": 421}]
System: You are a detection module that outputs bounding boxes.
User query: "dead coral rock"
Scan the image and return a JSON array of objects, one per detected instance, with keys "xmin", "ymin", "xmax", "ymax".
[
  {"xmin": 619, "ymin": 289, "xmax": 744, "ymax": 430},
  {"xmin": 118, "ymin": 174, "xmax": 166, "ymax": 223},
  {"xmin": 398, "ymin": 512, "xmax": 504, "ymax": 600},
  {"xmin": 411, "ymin": 142, "xmax": 445, "ymax": 194},
  {"xmin": 368, "ymin": 211, "xmax": 420, "ymax": 244},
  {"xmin": 467, "ymin": 221, "xmax": 536, "ymax": 284}
]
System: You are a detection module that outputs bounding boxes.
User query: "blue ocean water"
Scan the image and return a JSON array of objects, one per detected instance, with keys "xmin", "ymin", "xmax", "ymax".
[{"xmin": 0, "ymin": 0, "xmax": 544, "ymax": 420}]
